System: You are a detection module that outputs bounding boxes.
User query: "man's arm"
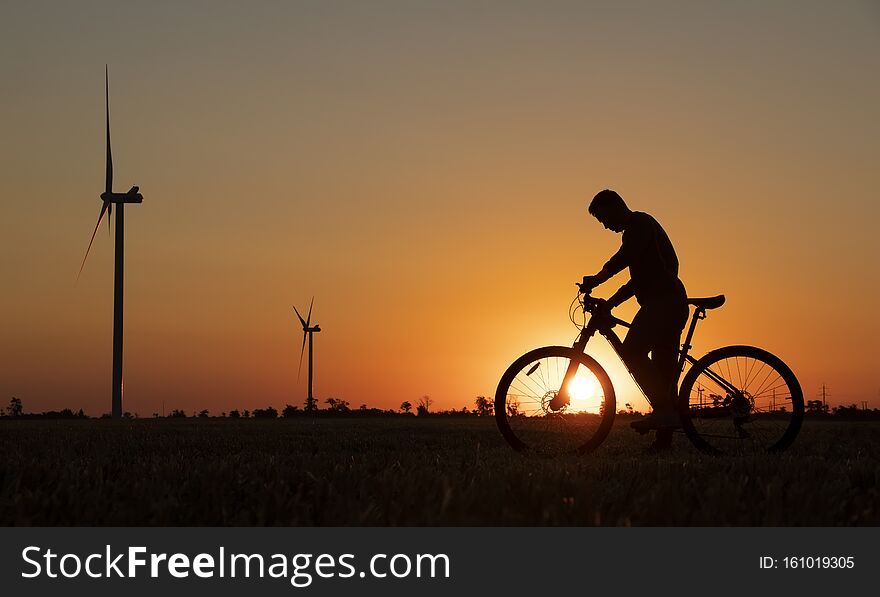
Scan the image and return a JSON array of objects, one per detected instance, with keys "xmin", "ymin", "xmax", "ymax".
[
  {"xmin": 581, "ymin": 244, "xmax": 629, "ymax": 290},
  {"xmin": 607, "ymin": 280, "xmax": 636, "ymax": 308},
  {"xmin": 581, "ymin": 215, "xmax": 655, "ymax": 299}
]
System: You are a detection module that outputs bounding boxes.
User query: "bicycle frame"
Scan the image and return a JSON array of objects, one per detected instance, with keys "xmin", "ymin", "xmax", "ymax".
[{"xmin": 556, "ymin": 295, "xmax": 740, "ymax": 405}]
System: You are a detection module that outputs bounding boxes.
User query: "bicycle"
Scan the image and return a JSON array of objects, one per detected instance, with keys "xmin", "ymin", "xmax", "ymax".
[{"xmin": 494, "ymin": 289, "xmax": 804, "ymax": 455}]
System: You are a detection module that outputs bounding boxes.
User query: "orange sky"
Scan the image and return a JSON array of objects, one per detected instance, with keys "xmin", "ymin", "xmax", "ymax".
[{"xmin": 1, "ymin": 1, "xmax": 878, "ymax": 416}]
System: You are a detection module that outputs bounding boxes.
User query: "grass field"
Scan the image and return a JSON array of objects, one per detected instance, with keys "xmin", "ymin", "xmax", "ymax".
[{"xmin": 1, "ymin": 418, "xmax": 877, "ymax": 525}]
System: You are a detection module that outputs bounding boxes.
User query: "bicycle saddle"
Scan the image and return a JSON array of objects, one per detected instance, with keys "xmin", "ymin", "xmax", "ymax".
[{"xmin": 687, "ymin": 295, "xmax": 725, "ymax": 310}]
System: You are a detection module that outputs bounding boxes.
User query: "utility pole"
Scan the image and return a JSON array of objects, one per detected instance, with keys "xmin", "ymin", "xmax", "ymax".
[{"xmin": 819, "ymin": 383, "xmax": 831, "ymax": 413}]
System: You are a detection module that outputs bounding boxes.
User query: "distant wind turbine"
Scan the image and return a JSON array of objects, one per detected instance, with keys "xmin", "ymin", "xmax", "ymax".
[
  {"xmin": 77, "ymin": 66, "xmax": 144, "ymax": 419},
  {"xmin": 293, "ymin": 298, "xmax": 321, "ymax": 411}
]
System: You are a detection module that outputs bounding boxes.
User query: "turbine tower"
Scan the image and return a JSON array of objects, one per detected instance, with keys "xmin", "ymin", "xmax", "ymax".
[
  {"xmin": 293, "ymin": 298, "xmax": 321, "ymax": 411},
  {"xmin": 78, "ymin": 66, "xmax": 143, "ymax": 419}
]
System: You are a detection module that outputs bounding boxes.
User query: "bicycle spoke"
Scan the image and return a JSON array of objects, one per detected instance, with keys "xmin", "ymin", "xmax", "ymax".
[
  {"xmin": 535, "ymin": 358, "xmax": 549, "ymax": 391},
  {"xmin": 743, "ymin": 356, "xmax": 761, "ymax": 390}
]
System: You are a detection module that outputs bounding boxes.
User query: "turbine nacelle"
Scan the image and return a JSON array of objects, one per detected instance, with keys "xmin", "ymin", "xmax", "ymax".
[{"xmin": 100, "ymin": 186, "xmax": 144, "ymax": 204}]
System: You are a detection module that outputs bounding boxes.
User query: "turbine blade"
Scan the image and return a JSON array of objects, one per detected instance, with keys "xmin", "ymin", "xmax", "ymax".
[
  {"xmin": 297, "ymin": 332, "xmax": 307, "ymax": 381},
  {"xmin": 306, "ymin": 296, "xmax": 314, "ymax": 328},
  {"xmin": 293, "ymin": 305, "xmax": 306, "ymax": 328},
  {"xmin": 77, "ymin": 201, "xmax": 110, "ymax": 280},
  {"xmin": 105, "ymin": 65, "xmax": 113, "ymax": 194}
]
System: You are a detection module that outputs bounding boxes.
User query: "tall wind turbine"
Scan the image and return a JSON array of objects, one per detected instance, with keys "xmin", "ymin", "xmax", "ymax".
[
  {"xmin": 78, "ymin": 66, "xmax": 144, "ymax": 419},
  {"xmin": 293, "ymin": 298, "xmax": 321, "ymax": 411}
]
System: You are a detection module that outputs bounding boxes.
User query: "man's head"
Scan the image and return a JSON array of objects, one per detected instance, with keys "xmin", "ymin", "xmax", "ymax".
[{"xmin": 588, "ymin": 189, "xmax": 631, "ymax": 233}]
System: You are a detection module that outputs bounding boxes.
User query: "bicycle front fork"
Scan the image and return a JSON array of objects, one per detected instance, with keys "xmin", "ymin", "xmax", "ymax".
[{"xmin": 548, "ymin": 323, "xmax": 597, "ymax": 411}]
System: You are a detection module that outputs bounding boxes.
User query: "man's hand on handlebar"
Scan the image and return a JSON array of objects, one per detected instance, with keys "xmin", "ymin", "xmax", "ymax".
[{"xmin": 578, "ymin": 275, "xmax": 601, "ymax": 294}]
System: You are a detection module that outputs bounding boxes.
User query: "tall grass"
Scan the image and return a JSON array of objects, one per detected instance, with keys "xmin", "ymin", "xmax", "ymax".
[{"xmin": 1, "ymin": 418, "xmax": 876, "ymax": 525}]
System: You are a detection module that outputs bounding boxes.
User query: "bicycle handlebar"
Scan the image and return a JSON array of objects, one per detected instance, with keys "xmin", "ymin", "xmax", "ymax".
[{"xmin": 576, "ymin": 289, "xmax": 631, "ymax": 329}]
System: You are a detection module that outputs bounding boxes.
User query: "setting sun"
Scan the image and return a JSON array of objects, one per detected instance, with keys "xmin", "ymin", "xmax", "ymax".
[{"xmin": 568, "ymin": 375, "xmax": 599, "ymax": 411}]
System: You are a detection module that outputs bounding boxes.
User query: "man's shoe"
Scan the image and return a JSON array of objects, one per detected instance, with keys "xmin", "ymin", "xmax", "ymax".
[{"xmin": 629, "ymin": 410, "xmax": 681, "ymax": 434}]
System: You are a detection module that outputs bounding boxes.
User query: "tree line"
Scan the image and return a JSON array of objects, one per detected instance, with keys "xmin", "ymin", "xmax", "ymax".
[
  {"xmin": 5, "ymin": 396, "xmax": 880, "ymax": 421},
  {"xmin": 0, "ymin": 395, "xmax": 499, "ymax": 419}
]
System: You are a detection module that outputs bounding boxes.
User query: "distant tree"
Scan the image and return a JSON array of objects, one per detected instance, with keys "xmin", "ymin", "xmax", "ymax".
[
  {"xmin": 417, "ymin": 395, "xmax": 433, "ymax": 416},
  {"xmin": 505, "ymin": 397, "xmax": 519, "ymax": 417},
  {"xmin": 253, "ymin": 406, "xmax": 278, "ymax": 418},
  {"xmin": 198, "ymin": 409, "xmax": 210, "ymax": 418},
  {"xmin": 324, "ymin": 398, "xmax": 350, "ymax": 413},
  {"xmin": 243, "ymin": 410, "xmax": 251, "ymax": 418},
  {"xmin": 400, "ymin": 401, "xmax": 413, "ymax": 414},
  {"xmin": 229, "ymin": 409, "xmax": 241, "ymax": 419},
  {"xmin": 282, "ymin": 404, "xmax": 300, "ymax": 418},
  {"xmin": 7, "ymin": 397, "xmax": 23, "ymax": 417},
  {"xmin": 359, "ymin": 403, "xmax": 368, "ymax": 411},
  {"xmin": 304, "ymin": 396, "xmax": 318, "ymax": 412},
  {"xmin": 34, "ymin": 408, "xmax": 85, "ymax": 419},
  {"xmin": 169, "ymin": 409, "xmax": 187, "ymax": 418},
  {"xmin": 474, "ymin": 395, "xmax": 493, "ymax": 416},
  {"xmin": 221, "ymin": 412, "xmax": 227, "ymax": 418}
]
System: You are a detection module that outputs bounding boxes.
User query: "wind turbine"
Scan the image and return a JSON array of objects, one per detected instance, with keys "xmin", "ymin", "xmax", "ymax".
[
  {"xmin": 77, "ymin": 66, "xmax": 144, "ymax": 419},
  {"xmin": 293, "ymin": 298, "xmax": 321, "ymax": 411}
]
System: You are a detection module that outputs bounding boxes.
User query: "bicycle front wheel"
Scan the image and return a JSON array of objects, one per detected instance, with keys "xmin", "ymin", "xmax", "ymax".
[
  {"xmin": 678, "ymin": 345, "xmax": 804, "ymax": 455},
  {"xmin": 494, "ymin": 346, "xmax": 616, "ymax": 456}
]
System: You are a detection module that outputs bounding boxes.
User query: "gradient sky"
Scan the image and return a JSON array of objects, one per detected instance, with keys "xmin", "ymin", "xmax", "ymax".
[{"xmin": 2, "ymin": 1, "xmax": 878, "ymax": 416}]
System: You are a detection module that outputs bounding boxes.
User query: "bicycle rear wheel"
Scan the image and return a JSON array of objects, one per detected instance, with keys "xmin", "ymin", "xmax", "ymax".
[
  {"xmin": 494, "ymin": 346, "xmax": 616, "ymax": 456},
  {"xmin": 678, "ymin": 345, "xmax": 804, "ymax": 455}
]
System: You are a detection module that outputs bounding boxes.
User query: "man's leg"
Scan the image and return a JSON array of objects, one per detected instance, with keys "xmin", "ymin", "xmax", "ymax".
[
  {"xmin": 644, "ymin": 298, "xmax": 689, "ymax": 449},
  {"xmin": 620, "ymin": 305, "xmax": 667, "ymax": 409},
  {"xmin": 623, "ymin": 298, "xmax": 688, "ymax": 439},
  {"xmin": 648, "ymin": 298, "xmax": 689, "ymax": 411}
]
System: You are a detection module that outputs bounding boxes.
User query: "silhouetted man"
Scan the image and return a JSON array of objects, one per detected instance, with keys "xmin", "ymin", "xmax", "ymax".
[{"xmin": 579, "ymin": 189, "xmax": 688, "ymax": 451}]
